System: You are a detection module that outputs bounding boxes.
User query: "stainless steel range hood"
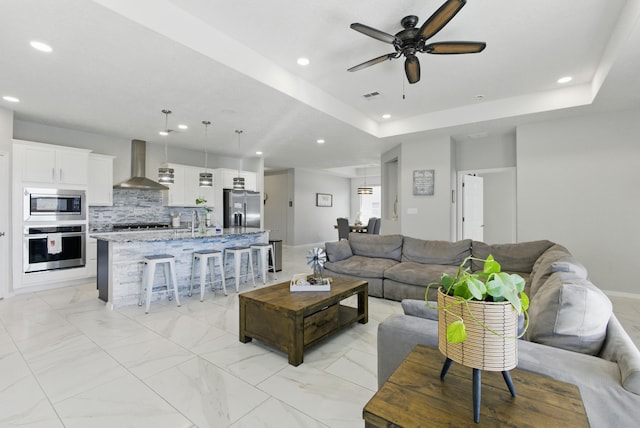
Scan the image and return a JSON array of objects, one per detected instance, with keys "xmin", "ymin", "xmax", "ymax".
[{"xmin": 113, "ymin": 139, "xmax": 169, "ymax": 190}]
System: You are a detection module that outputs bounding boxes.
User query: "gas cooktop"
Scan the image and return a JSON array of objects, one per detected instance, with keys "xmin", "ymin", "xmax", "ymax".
[{"xmin": 112, "ymin": 223, "xmax": 171, "ymax": 231}]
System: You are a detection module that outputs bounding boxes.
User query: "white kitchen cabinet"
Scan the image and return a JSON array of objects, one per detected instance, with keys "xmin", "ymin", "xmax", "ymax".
[
  {"xmin": 88, "ymin": 153, "xmax": 114, "ymax": 206},
  {"xmin": 215, "ymin": 168, "xmax": 257, "ymax": 191},
  {"xmin": 163, "ymin": 163, "xmax": 215, "ymax": 207},
  {"xmin": 87, "ymin": 237, "xmax": 97, "ymax": 277},
  {"xmin": 15, "ymin": 140, "xmax": 90, "ymax": 187}
]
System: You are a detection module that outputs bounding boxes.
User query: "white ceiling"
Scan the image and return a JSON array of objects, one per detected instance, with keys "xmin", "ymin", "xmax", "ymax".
[{"xmin": 1, "ymin": 0, "xmax": 639, "ymax": 175}]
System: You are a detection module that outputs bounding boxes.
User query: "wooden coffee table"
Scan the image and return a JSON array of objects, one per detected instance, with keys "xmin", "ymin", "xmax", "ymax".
[
  {"xmin": 239, "ymin": 277, "xmax": 368, "ymax": 366},
  {"xmin": 363, "ymin": 345, "xmax": 589, "ymax": 427}
]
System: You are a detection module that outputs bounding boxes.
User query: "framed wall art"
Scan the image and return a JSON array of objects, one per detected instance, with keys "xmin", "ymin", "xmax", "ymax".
[
  {"xmin": 413, "ymin": 169, "xmax": 435, "ymax": 195},
  {"xmin": 316, "ymin": 193, "xmax": 333, "ymax": 207}
]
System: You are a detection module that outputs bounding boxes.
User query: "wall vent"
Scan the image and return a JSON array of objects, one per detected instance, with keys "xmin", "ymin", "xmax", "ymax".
[{"xmin": 362, "ymin": 91, "xmax": 381, "ymax": 100}]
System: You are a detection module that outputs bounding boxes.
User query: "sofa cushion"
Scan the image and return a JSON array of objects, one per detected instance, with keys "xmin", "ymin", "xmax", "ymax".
[
  {"xmin": 324, "ymin": 240, "xmax": 353, "ymax": 262},
  {"xmin": 527, "ymin": 273, "xmax": 612, "ymax": 356},
  {"xmin": 348, "ymin": 233, "xmax": 404, "ymax": 261},
  {"xmin": 324, "ymin": 255, "xmax": 398, "ymax": 278},
  {"xmin": 384, "ymin": 262, "xmax": 459, "ymax": 287},
  {"xmin": 529, "ymin": 244, "xmax": 588, "ymax": 299},
  {"xmin": 401, "ymin": 237, "xmax": 471, "ymax": 266},
  {"xmin": 472, "ymin": 240, "xmax": 554, "ymax": 273}
]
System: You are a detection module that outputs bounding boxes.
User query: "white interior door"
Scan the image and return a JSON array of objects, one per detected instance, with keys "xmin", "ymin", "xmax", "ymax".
[
  {"xmin": 0, "ymin": 152, "xmax": 9, "ymax": 299},
  {"xmin": 462, "ymin": 174, "xmax": 484, "ymax": 241}
]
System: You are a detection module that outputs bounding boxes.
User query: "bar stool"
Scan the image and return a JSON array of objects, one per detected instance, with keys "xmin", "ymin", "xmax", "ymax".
[
  {"xmin": 189, "ymin": 249, "xmax": 227, "ymax": 301},
  {"xmin": 224, "ymin": 246, "xmax": 255, "ymax": 292},
  {"xmin": 138, "ymin": 254, "xmax": 180, "ymax": 314},
  {"xmin": 251, "ymin": 243, "xmax": 278, "ymax": 284}
]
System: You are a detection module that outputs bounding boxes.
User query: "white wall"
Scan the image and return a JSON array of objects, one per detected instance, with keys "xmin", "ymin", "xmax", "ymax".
[
  {"xmin": 0, "ymin": 108, "xmax": 13, "ymax": 297},
  {"xmin": 293, "ymin": 169, "xmax": 350, "ymax": 245},
  {"xmin": 517, "ymin": 108, "xmax": 640, "ymax": 295},
  {"xmin": 264, "ymin": 171, "xmax": 289, "ymax": 242},
  {"xmin": 398, "ymin": 136, "xmax": 454, "ymax": 241}
]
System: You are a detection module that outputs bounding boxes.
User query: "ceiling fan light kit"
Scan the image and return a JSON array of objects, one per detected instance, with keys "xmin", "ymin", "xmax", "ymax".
[{"xmin": 348, "ymin": 0, "xmax": 486, "ymax": 84}]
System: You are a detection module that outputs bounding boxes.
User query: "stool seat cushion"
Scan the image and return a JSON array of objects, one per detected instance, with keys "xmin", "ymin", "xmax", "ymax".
[
  {"xmin": 195, "ymin": 249, "xmax": 222, "ymax": 255},
  {"xmin": 144, "ymin": 254, "xmax": 174, "ymax": 260},
  {"xmin": 226, "ymin": 246, "xmax": 250, "ymax": 251}
]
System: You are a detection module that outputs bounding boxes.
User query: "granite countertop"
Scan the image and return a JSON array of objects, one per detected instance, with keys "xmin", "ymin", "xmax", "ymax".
[{"xmin": 91, "ymin": 227, "xmax": 266, "ymax": 242}]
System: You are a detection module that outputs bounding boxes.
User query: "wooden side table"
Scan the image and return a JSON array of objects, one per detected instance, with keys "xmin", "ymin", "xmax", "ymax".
[{"xmin": 363, "ymin": 345, "xmax": 589, "ymax": 427}]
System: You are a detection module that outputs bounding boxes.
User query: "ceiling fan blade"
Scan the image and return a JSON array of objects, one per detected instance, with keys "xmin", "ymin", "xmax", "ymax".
[
  {"xmin": 404, "ymin": 55, "xmax": 420, "ymax": 84},
  {"xmin": 418, "ymin": 0, "xmax": 466, "ymax": 40},
  {"xmin": 425, "ymin": 41, "xmax": 486, "ymax": 54},
  {"xmin": 350, "ymin": 23, "xmax": 399, "ymax": 44},
  {"xmin": 348, "ymin": 53, "xmax": 396, "ymax": 72}
]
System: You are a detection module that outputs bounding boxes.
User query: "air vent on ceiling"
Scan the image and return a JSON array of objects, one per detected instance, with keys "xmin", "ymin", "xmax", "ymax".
[{"xmin": 362, "ymin": 91, "xmax": 381, "ymax": 100}]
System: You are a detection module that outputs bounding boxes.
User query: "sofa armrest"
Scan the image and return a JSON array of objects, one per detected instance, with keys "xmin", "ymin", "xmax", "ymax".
[
  {"xmin": 401, "ymin": 299, "xmax": 440, "ymax": 321},
  {"xmin": 377, "ymin": 314, "xmax": 439, "ymax": 387},
  {"xmin": 599, "ymin": 314, "xmax": 640, "ymax": 395}
]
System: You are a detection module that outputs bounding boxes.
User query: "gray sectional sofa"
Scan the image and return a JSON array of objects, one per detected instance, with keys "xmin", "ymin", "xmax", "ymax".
[{"xmin": 324, "ymin": 233, "xmax": 640, "ymax": 427}]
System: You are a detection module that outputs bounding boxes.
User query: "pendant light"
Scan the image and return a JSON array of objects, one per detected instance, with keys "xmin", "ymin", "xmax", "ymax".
[
  {"xmin": 233, "ymin": 129, "xmax": 245, "ymax": 190},
  {"xmin": 199, "ymin": 120, "xmax": 213, "ymax": 187},
  {"xmin": 358, "ymin": 164, "xmax": 373, "ymax": 195},
  {"xmin": 158, "ymin": 109, "xmax": 174, "ymax": 184}
]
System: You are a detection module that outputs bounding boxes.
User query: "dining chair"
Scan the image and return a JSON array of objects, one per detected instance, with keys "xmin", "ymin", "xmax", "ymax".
[
  {"xmin": 366, "ymin": 217, "xmax": 377, "ymax": 234},
  {"xmin": 337, "ymin": 217, "xmax": 350, "ymax": 240},
  {"xmin": 373, "ymin": 217, "xmax": 381, "ymax": 234}
]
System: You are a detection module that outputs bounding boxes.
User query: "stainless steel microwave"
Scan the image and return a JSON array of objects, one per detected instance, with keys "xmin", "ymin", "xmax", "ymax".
[{"xmin": 24, "ymin": 188, "xmax": 86, "ymax": 222}]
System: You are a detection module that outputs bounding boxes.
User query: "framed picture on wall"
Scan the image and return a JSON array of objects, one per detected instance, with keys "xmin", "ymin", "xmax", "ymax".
[
  {"xmin": 413, "ymin": 169, "xmax": 435, "ymax": 195},
  {"xmin": 316, "ymin": 193, "xmax": 333, "ymax": 207}
]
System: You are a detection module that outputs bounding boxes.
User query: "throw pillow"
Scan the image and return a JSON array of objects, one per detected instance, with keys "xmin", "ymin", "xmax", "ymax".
[
  {"xmin": 527, "ymin": 273, "xmax": 612, "ymax": 356},
  {"xmin": 324, "ymin": 240, "xmax": 352, "ymax": 262}
]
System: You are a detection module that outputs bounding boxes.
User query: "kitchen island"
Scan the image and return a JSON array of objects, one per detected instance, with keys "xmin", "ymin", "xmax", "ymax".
[{"xmin": 92, "ymin": 228, "xmax": 269, "ymax": 309}]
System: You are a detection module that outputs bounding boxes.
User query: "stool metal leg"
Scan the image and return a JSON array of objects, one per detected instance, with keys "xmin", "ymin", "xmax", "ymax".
[
  {"xmin": 189, "ymin": 254, "xmax": 197, "ymax": 297},
  {"xmin": 145, "ymin": 262, "xmax": 155, "ymax": 314},
  {"xmin": 269, "ymin": 245, "xmax": 278, "ymax": 280},
  {"xmin": 248, "ymin": 251, "xmax": 256, "ymax": 287},
  {"xmin": 170, "ymin": 259, "xmax": 180, "ymax": 307},
  {"xmin": 215, "ymin": 254, "xmax": 227, "ymax": 295},
  {"xmin": 199, "ymin": 256, "xmax": 208, "ymax": 302},
  {"xmin": 139, "ymin": 261, "xmax": 147, "ymax": 307}
]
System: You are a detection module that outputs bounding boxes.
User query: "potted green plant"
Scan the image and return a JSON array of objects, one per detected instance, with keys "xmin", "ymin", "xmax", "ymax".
[
  {"xmin": 195, "ymin": 197, "xmax": 212, "ymax": 228},
  {"xmin": 427, "ymin": 254, "xmax": 529, "ymax": 371}
]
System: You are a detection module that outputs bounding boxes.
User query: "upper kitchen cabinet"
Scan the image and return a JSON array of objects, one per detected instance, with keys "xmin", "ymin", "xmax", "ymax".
[
  {"xmin": 214, "ymin": 168, "xmax": 257, "ymax": 191},
  {"xmin": 162, "ymin": 163, "xmax": 214, "ymax": 207},
  {"xmin": 14, "ymin": 140, "xmax": 90, "ymax": 188},
  {"xmin": 88, "ymin": 153, "xmax": 114, "ymax": 206}
]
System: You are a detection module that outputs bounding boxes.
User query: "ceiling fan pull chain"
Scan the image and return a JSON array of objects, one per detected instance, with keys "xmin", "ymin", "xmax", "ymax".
[{"xmin": 402, "ymin": 70, "xmax": 406, "ymax": 100}]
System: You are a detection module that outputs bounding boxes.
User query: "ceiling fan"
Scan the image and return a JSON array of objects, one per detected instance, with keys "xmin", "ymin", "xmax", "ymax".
[{"xmin": 348, "ymin": 0, "xmax": 486, "ymax": 84}]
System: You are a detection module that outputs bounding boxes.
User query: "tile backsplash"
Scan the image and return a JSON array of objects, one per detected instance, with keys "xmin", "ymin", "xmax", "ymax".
[{"xmin": 89, "ymin": 189, "xmax": 214, "ymax": 232}]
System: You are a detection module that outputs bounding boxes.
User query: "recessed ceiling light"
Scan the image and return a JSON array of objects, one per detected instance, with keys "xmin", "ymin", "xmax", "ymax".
[
  {"xmin": 382, "ymin": 114, "xmax": 391, "ymax": 119},
  {"xmin": 2, "ymin": 95, "xmax": 20, "ymax": 103},
  {"xmin": 316, "ymin": 139, "xmax": 325, "ymax": 144},
  {"xmin": 557, "ymin": 76, "xmax": 572, "ymax": 84},
  {"xmin": 476, "ymin": 95, "xmax": 485, "ymax": 101},
  {"xmin": 256, "ymin": 151, "xmax": 263, "ymax": 155},
  {"xmin": 178, "ymin": 124, "xmax": 188, "ymax": 130},
  {"xmin": 297, "ymin": 57, "xmax": 310, "ymax": 66},
  {"xmin": 159, "ymin": 131, "xmax": 169, "ymax": 136},
  {"xmin": 30, "ymin": 41, "xmax": 52, "ymax": 53}
]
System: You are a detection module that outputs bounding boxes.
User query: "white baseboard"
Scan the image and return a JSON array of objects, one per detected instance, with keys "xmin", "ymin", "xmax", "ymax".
[{"xmin": 603, "ymin": 289, "xmax": 640, "ymax": 300}]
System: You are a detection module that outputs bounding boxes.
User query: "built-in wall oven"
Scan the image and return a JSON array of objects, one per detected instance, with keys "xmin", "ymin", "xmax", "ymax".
[
  {"xmin": 24, "ymin": 188, "xmax": 86, "ymax": 222},
  {"xmin": 23, "ymin": 224, "xmax": 86, "ymax": 273}
]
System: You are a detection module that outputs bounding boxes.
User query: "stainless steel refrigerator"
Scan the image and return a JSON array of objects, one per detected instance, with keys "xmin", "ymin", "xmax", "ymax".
[{"xmin": 223, "ymin": 189, "xmax": 261, "ymax": 228}]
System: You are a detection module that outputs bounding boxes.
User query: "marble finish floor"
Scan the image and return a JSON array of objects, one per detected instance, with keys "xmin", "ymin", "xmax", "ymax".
[{"xmin": 1, "ymin": 243, "xmax": 639, "ymax": 427}]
